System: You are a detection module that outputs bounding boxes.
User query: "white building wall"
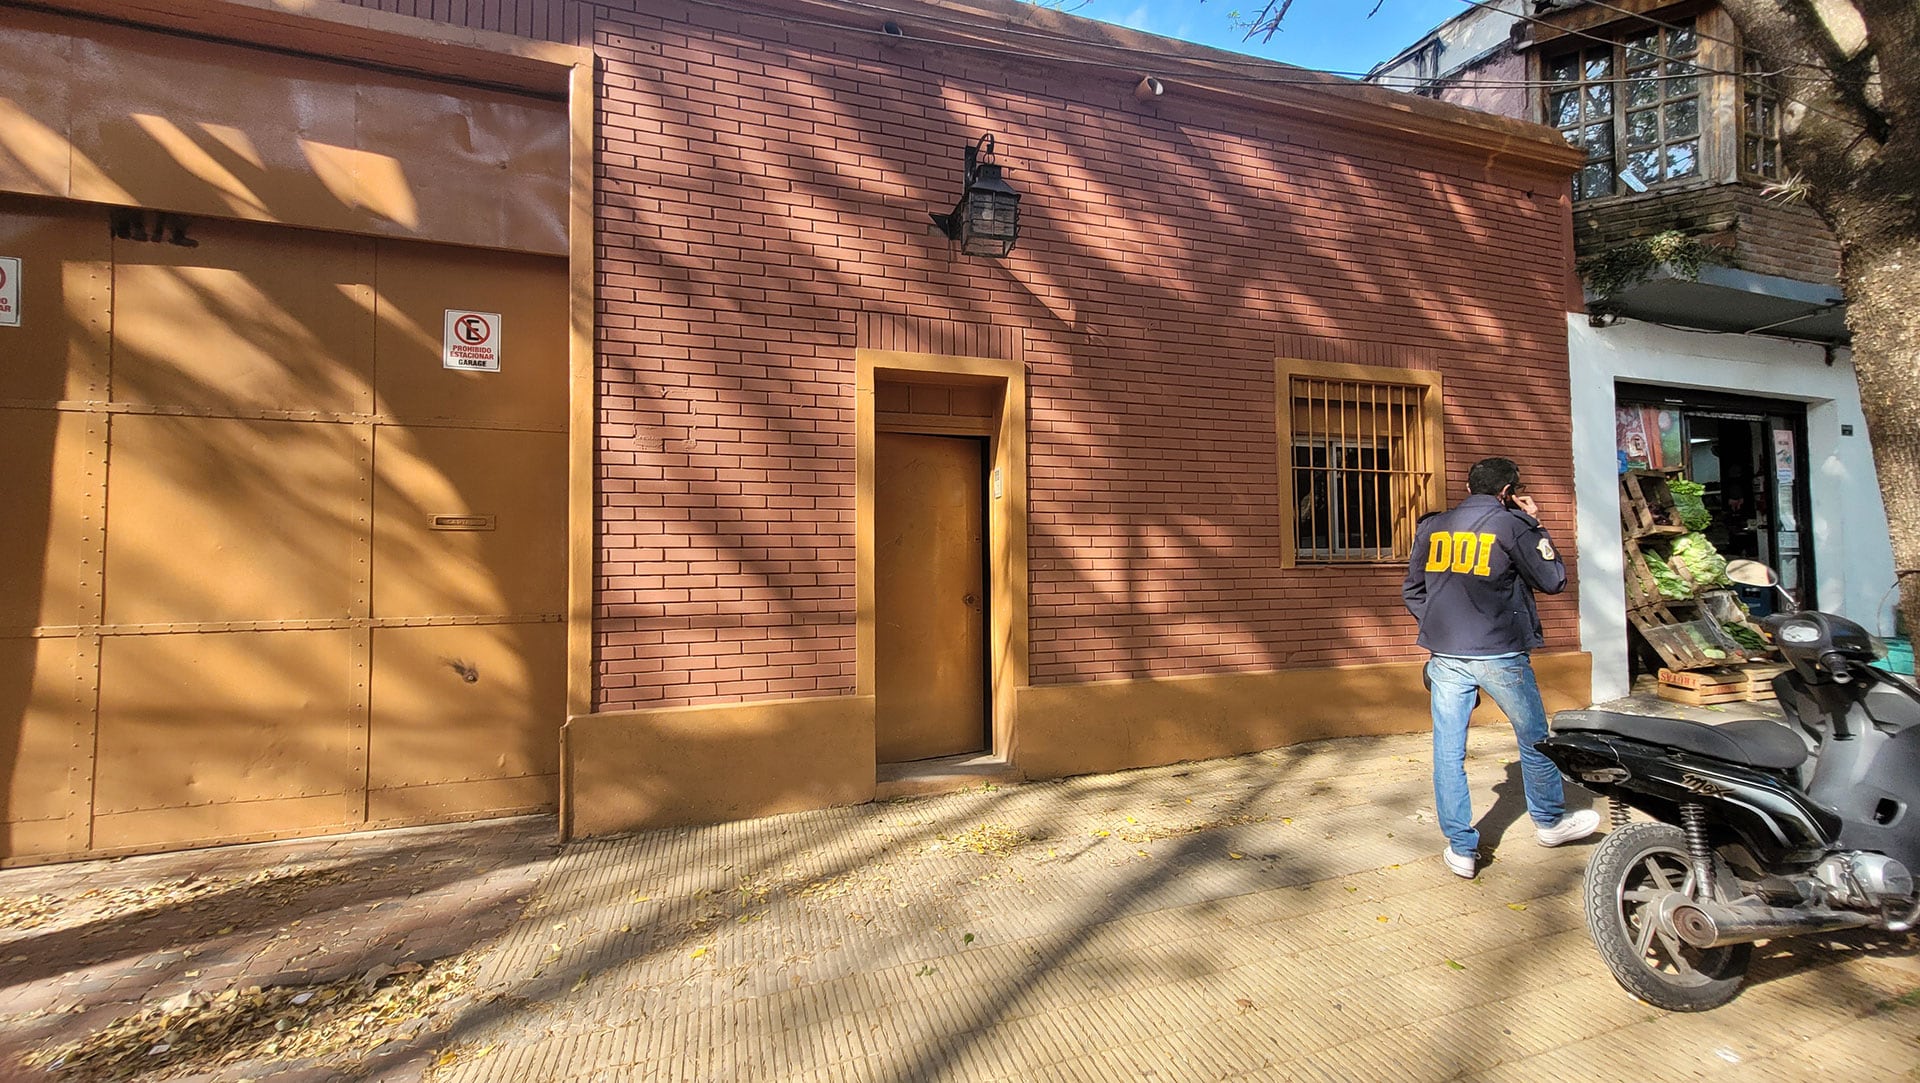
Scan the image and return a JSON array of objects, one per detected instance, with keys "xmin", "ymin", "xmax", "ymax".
[{"xmin": 1568, "ymin": 315, "xmax": 1896, "ymax": 701}]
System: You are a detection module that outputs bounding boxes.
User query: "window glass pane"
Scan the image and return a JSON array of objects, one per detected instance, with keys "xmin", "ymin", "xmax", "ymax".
[
  {"xmin": 1551, "ymin": 90, "xmax": 1581, "ymax": 127},
  {"xmin": 1624, "ymin": 30, "xmax": 1658, "ymax": 66},
  {"xmin": 1625, "ymin": 147, "xmax": 1661, "ymax": 185},
  {"xmin": 1665, "ymin": 98, "xmax": 1699, "ymax": 139},
  {"xmin": 1626, "ymin": 108, "xmax": 1660, "ymax": 147},
  {"xmin": 1665, "ymin": 141, "xmax": 1699, "ymax": 178},
  {"xmin": 1584, "ymin": 123, "xmax": 1613, "ymax": 155},
  {"xmin": 1580, "ymin": 162, "xmax": 1614, "ymax": 198},
  {"xmin": 1293, "ymin": 445, "xmax": 1330, "ymax": 553},
  {"xmin": 1667, "ymin": 22, "xmax": 1698, "ymax": 56},
  {"xmin": 1629, "ymin": 77, "xmax": 1660, "ymax": 108},
  {"xmin": 1665, "ymin": 63, "xmax": 1697, "ymax": 97},
  {"xmin": 1548, "ymin": 54, "xmax": 1577, "ymax": 82},
  {"xmin": 1585, "ymin": 83, "xmax": 1613, "ymax": 116},
  {"xmin": 1584, "ymin": 51, "xmax": 1613, "ymax": 79}
]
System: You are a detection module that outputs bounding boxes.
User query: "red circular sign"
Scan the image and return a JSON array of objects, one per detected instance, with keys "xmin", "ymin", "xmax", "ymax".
[{"xmin": 454, "ymin": 314, "xmax": 492, "ymax": 346}]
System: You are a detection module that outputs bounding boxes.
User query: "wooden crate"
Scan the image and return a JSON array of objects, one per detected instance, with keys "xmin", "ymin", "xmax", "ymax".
[
  {"xmin": 1656, "ymin": 662, "xmax": 1789, "ymax": 705},
  {"xmin": 1631, "ymin": 605, "xmax": 1746, "ymax": 671},
  {"xmin": 1621, "ymin": 469, "xmax": 1687, "ymax": 538}
]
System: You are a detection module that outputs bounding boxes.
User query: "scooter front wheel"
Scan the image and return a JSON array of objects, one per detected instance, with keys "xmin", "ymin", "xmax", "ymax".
[{"xmin": 1586, "ymin": 821, "xmax": 1751, "ymax": 1011}]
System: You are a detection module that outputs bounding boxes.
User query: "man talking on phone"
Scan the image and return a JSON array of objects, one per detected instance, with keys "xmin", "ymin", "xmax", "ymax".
[{"xmin": 1402, "ymin": 457, "xmax": 1598, "ymax": 879}]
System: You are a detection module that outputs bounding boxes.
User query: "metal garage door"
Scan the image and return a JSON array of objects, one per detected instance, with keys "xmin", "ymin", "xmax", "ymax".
[{"xmin": 1, "ymin": 194, "xmax": 567, "ymax": 860}]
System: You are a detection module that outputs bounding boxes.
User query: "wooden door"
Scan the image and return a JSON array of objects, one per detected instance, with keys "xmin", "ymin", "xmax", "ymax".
[{"xmin": 875, "ymin": 432, "xmax": 987, "ymax": 763}]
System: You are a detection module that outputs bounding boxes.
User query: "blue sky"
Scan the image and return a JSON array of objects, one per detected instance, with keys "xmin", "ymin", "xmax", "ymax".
[{"xmin": 1074, "ymin": 0, "xmax": 1469, "ymax": 76}]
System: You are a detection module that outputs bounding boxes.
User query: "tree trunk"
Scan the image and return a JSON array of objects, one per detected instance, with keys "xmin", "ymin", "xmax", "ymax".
[
  {"xmin": 1832, "ymin": 226, "xmax": 1920, "ymax": 638},
  {"xmin": 1818, "ymin": 91, "xmax": 1920, "ymax": 637},
  {"xmin": 1716, "ymin": 0, "xmax": 1920, "ymax": 637}
]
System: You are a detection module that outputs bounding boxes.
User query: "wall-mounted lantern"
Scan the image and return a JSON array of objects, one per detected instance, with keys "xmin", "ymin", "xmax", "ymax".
[{"xmin": 931, "ymin": 134, "xmax": 1021, "ymax": 258}]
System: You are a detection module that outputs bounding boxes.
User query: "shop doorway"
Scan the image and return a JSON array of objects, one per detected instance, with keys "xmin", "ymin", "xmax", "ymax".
[{"xmin": 1617, "ymin": 386, "xmax": 1815, "ymax": 675}]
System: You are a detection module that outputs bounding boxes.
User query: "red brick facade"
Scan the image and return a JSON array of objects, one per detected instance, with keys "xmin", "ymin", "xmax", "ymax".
[{"xmin": 346, "ymin": 0, "xmax": 1580, "ymax": 712}]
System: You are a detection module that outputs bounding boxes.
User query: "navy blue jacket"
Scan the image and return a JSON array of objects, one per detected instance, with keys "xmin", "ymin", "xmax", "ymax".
[{"xmin": 1402, "ymin": 493, "xmax": 1567, "ymax": 657}]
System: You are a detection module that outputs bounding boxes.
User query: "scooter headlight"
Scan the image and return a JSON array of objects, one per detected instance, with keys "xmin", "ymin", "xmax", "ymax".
[{"xmin": 1777, "ymin": 620, "xmax": 1821, "ymax": 646}]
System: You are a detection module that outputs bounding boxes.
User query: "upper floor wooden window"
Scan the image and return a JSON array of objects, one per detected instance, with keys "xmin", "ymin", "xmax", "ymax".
[
  {"xmin": 1547, "ymin": 17, "xmax": 1702, "ymax": 200},
  {"xmin": 1276, "ymin": 360, "xmax": 1443, "ymax": 566},
  {"xmin": 1742, "ymin": 52, "xmax": 1782, "ymax": 180}
]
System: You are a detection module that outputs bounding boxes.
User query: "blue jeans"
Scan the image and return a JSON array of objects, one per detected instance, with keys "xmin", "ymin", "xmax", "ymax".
[{"xmin": 1426, "ymin": 653, "xmax": 1567, "ymax": 854}]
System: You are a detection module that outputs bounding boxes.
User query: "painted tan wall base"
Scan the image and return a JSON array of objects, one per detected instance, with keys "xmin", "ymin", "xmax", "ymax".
[
  {"xmin": 562, "ymin": 654, "xmax": 1589, "ymax": 839},
  {"xmin": 1011, "ymin": 651, "xmax": 1594, "ymax": 780},
  {"xmin": 562, "ymin": 695, "xmax": 877, "ymax": 839}
]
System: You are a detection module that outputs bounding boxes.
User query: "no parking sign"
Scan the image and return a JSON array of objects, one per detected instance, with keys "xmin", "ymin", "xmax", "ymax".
[
  {"xmin": 443, "ymin": 309, "xmax": 501, "ymax": 371},
  {"xmin": 0, "ymin": 257, "xmax": 20, "ymax": 328}
]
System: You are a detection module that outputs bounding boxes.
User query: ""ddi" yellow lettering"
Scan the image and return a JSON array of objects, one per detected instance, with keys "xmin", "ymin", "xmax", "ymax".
[{"xmin": 1425, "ymin": 531, "xmax": 1496, "ymax": 576}]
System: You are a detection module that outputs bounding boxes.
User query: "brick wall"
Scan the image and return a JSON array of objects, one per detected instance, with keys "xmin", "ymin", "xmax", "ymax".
[
  {"xmin": 1573, "ymin": 183, "xmax": 1841, "ymax": 288},
  {"xmin": 343, "ymin": 0, "xmax": 1580, "ymax": 710}
]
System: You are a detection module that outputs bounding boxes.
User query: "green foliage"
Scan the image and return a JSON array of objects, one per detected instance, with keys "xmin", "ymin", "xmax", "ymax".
[{"xmin": 1577, "ymin": 230, "xmax": 1730, "ymax": 298}]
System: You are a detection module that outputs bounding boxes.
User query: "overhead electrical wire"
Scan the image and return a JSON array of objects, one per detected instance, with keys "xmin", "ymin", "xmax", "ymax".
[{"xmin": 668, "ymin": 0, "xmax": 1866, "ymax": 133}]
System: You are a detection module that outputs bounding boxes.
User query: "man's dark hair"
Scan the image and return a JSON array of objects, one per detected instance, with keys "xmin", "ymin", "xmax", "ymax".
[{"xmin": 1467, "ymin": 457, "xmax": 1522, "ymax": 496}]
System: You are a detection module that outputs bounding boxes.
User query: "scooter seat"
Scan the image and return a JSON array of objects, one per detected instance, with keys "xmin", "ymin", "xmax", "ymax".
[{"xmin": 1552, "ymin": 710, "xmax": 1809, "ymax": 771}]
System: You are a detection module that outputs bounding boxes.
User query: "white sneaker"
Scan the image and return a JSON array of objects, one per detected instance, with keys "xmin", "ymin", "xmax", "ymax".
[
  {"xmin": 1536, "ymin": 808, "xmax": 1601, "ymax": 847},
  {"xmin": 1443, "ymin": 847, "xmax": 1478, "ymax": 879}
]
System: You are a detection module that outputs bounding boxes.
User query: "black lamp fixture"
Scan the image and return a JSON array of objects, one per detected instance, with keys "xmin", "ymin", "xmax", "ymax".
[{"xmin": 931, "ymin": 134, "xmax": 1021, "ymax": 258}]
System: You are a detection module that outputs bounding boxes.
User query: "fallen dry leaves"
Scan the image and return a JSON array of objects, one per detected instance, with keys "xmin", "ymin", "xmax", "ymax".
[
  {"xmin": 2, "ymin": 865, "xmax": 368, "ymax": 938},
  {"xmin": 24, "ymin": 953, "xmax": 479, "ymax": 1082},
  {"xmin": 943, "ymin": 823, "xmax": 1030, "ymax": 857}
]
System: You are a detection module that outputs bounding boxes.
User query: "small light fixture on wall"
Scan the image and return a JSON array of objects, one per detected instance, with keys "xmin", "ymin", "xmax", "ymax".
[{"xmin": 931, "ymin": 134, "xmax": 1021, "ymax": 258}]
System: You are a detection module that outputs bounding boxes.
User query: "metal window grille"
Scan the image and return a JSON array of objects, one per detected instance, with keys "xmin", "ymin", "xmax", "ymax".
[{"xmin": 1289, "ymin": 377, "xmax": 1433, "ymax": 562}]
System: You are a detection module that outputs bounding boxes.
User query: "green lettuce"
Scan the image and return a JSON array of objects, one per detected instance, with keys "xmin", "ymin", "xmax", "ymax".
[
  {"xmin": 1644, "ymin": 554, "xmax": 1693, "ymax": 599},
  {"xmin": 1668, "ymin": 478, "xmax": 1712, "ymax": 532},
  {"xmin": 1670, "ymin": 532, "xmax": 1731, "ymax": 589}
]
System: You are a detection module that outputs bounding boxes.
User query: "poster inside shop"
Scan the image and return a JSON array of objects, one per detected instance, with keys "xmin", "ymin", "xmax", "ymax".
[
  {"xmin": 1774, "ymin": 428, "xmax": 1796, "ymax": 484},
  {"xmin": 1615, "ymin": 406, "xmax": 1683, "ymax": 470}
]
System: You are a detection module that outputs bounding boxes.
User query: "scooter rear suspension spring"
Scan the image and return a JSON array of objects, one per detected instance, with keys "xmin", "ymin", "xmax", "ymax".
[
  {"xmin": 1609, "ymin": 797, "xmax": 1631, "ymax": 828},
  {"xmin": 1680, "ymin": 802, "xmax": 1716, "ymax": 898}
]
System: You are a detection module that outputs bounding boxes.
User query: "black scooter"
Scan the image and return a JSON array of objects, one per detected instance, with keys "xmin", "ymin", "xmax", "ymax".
[{"xmin": 1540, "ymin": 609, "xmax": 1920, "ymax": 1010}]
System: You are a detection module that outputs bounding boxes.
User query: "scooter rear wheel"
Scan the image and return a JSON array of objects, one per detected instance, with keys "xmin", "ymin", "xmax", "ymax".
[{"xmin": 1586, "ymin": 821, "xmax": 1751, "ymax": 1011}]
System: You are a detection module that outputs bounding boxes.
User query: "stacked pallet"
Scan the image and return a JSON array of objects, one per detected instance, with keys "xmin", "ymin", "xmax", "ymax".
[
  {"xmin": 1656, "ymin": 663, "xmax": 1790, "ymax": 705},
  {"xmin": 1620, "ymin": 468, "xmax": 1769, "ymax": 673}
]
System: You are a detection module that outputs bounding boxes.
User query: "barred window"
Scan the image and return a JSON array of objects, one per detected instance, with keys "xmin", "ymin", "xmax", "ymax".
[{"xmin": 1277, "ymin": 361, "xmax": 1442, "ymax": 565}]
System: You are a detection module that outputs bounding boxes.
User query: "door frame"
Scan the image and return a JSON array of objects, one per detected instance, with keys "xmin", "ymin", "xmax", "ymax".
[
  {"xmin": 856, "ymin": 351, "xmax": 1027, "ymax": 763},
  {"xmin": 1617, "ymin": 383, "xmax": 1817, "ymax": 608}
]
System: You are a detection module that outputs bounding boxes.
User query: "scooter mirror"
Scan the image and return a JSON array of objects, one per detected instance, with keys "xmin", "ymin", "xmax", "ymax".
[{"xmin": 1727, "ymin": 558, "xmax": 1799, "ymax": 610}]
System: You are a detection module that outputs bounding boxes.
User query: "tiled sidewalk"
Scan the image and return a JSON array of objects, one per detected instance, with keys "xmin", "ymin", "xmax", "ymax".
[{"xmin": 4, "ymin": 723, "xmax": 1917, "ymax": 1082}]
